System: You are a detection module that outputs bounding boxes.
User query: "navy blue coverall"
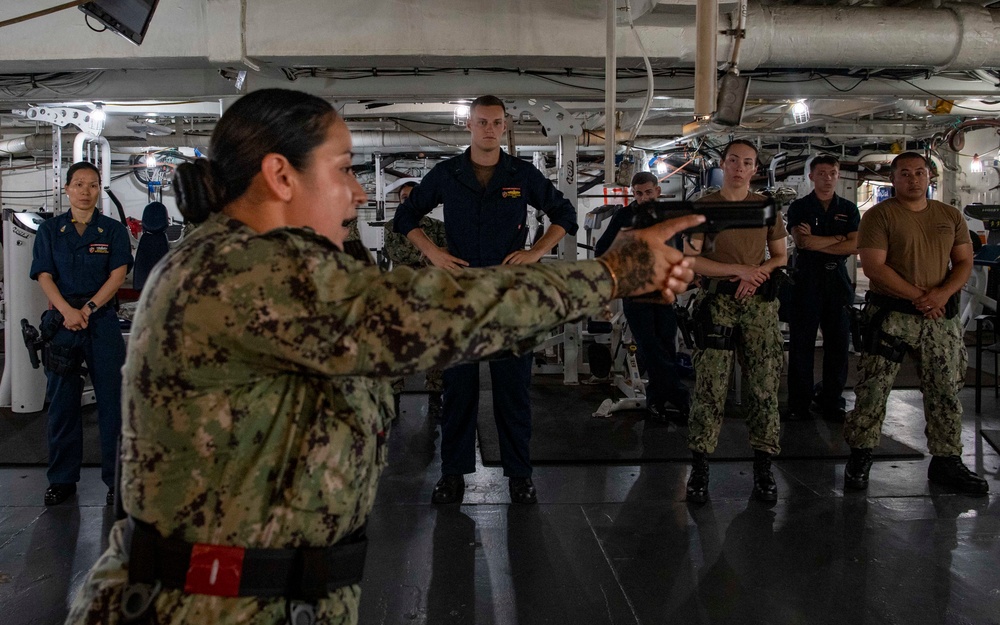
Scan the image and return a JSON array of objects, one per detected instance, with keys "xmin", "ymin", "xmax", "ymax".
[
  {"xmin": 394, "ymin": 148, "xmax": 577, "ymax": 477},
  {"xmin": 595, "ymin": 202, "xmax": 690, "ymax": 413},
  {"xmin": 30, "ymin": 212, "xmax": 133, "ymax": 489},
  {"xmin": 786, "ymin": 191, "xmax": 859, "ymax": 416}
]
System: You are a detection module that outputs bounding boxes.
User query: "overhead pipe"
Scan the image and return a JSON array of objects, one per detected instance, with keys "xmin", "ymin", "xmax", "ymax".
[
  {"xmin": 725, "ymin": 0, "xmax": 748, "ymax": 72},
  {"xmin": 694, "ymin": 0, "xmax": 719, "ymax": 119},
  {"xmin": 0, "ymin": 130, "xmax": 631, "ymax": 158},
  {"xmin": 737, "ymin": 3, "xmax": 1000, "ymax": 71},
  {"xmin": 0, "ymin": 133, "xmax": 49, "ymax": 156},
  {"xmin": 348, "ymin": 129, "xmax": 617, "ymax": 150},
  {"xmin": 604, "ymin": 0, "xmax": 618, "ymax": 184},
  {"xmin": 897, "ymin": 99, "xmax": 1000, "ymax": 117}
]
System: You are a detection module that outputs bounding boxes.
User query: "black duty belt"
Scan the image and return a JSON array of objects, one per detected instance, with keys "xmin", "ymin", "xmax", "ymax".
[
  {"xmin": 866, "ymin": 292, "xmax": 959, "ymax": 319},
  {"xmin": 701, "ymin": 278, "xmax": 740, "ymax": 296},
  {"xmin": 702, "ymin": 277, "xmax": 777, "ymax": 299},
  {"xmin": 64, "ymin": 294, "xmax": 98, "ymax": 309},
  {"xmin": 866, "ymin": 292, "xmax": 924, "ymax": 317},
  {"xmin": 123, "ymin": 516, "xmax": 368, "ymax": 600},
  {"xmin": 797, "ymin": 256, "xmax": 848, "ymax": 271}
]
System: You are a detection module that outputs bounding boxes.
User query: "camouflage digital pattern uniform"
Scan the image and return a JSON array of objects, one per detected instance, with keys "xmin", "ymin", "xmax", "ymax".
[
  {"xmin": 66, "ymin": 212, "xmax": 612, "ymax": 625},
  {"xmin": 342, "ymin": 218, "xmax": 374, "ymax": 265},
  {"xmin": 688, "ymin": 291, "xmax": 784, "ymax": 455},
  {"xmin": 382, "ymin": 216, "xmax": 446, "ymax": 268},
  {"xmin": 383, "ymin": 215, "xmax": 447, "ymax": 394},
  {"xmin": 844, "ymin": 307, "xmax": 966, "ymax": 455}
]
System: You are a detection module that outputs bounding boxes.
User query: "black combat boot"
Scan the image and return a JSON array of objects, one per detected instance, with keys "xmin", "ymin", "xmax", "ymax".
[
  {"xmin": 927, "ymin": 456, "xmax": 989, "ymax": 496},
  {"xmin": 431, "ymin": 474, "xmax": 465, "ymax": 504},
  {"xmin": 844, "ymin": 447, "xmax": 873, "ymax": 490},
  {"xmin": 751, "ymin": 450, "xmax": 778, "ymax": 502},
  {"xmin": 427, "ymin": 392, "xmax": 443, "ymax": 422},
  {"xmin": 686, "ymin": 452, "xmax": 710, "ymax": 503}
]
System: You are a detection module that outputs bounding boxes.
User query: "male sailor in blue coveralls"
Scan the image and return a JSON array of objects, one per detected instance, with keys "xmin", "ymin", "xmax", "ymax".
[
  {"xmin": 30, "ymin": 161, "xmax": 133, "ymax": 507},
  {"xmin": 394, "ymin": 95, "xmax": 578, "ymax": 505},
  {"xmin": 785, "ymin": 155, "xmax": 859, "ymax": 421}
]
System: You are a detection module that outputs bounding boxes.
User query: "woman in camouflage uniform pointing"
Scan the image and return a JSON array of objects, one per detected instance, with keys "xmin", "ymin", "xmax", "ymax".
[{"xmin": 66, "ymin": 88, "xmax": 702, "ymax": 625}]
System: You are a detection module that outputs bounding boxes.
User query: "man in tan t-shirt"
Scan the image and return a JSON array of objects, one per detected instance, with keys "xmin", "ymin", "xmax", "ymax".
[
  {"xmin": 684, "ymin": 139, "xmax": 788, "ymax": 504},
  {"xmin": 843, "ymin": 151, "xmax": 987, "ymax": 495}
]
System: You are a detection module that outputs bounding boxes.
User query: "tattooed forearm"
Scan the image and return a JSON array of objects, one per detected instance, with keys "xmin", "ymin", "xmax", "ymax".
[{"xmin": 604, "ymin": 238, "xmax": 656, "ymax": 297}]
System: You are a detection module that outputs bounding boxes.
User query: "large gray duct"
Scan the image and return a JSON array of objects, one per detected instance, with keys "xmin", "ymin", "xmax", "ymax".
[{"xmin": 739, "ymin": 4, "xmax": 1000, "ymax": 70}]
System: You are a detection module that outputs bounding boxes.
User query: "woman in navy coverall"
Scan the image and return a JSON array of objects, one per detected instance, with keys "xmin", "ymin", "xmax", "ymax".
[{"xmin": 30, "ymin": 162, "xmax": 134, "ymax": 506}]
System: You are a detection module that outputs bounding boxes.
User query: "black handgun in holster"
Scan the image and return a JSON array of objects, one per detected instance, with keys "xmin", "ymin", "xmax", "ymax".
[
  {"xmin": 21, "ymin": 310, "xmax": 63, "ymax": 370},
  {"xmin": 20, "ymin": 319, "xmax": 44, "ymax": 369},
  {"xmin": 22, "ymin": 311, "xmax": 85, "ymax": 376},
  {"xmin": 756, "ymin": 266, "xmax": 795, "ymax": 302},
  {"xmin": 857, "ymin": 302, "xmax": 911, "ymax": 363},
  {"xmin": 674, "ymin": 303, "xmax": 696, "ymax": 350},
  {"xmin": 690, "ymin": 295, "xmax": 738, "ymax": 351},
  {"xmin": 848, "ymin": 304, "xmax": 864, "ymax": 353},
  {"xmin": 627, "ymin": 198, "xmax": 777, "ymax": 254}
]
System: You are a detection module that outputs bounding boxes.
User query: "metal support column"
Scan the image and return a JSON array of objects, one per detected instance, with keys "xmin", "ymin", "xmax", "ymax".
[
  {"xmin": 51, "ymin": 125, "xmax": 62, "ymax": 213},
  {"xmin": 558, "ymin": 133, "xmax": 582, "ymax": 383},
  {"xmin": 374, "ymin": 151, "xmax": 385, "ymax": 221},
  {"xmin": 506, "ymin": 99, "xmax": 585, "ymax": 384}
]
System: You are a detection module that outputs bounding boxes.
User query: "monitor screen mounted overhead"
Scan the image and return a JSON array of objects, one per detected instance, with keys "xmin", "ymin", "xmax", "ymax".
[{"xmin": 79, "ymin": 0, "xmax": 159, "ymax": 46}]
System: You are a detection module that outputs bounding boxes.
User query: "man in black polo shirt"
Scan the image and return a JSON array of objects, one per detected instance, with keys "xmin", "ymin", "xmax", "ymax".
[{"xmin": 786, "ymin": 155, "xmax": 860, "ymax": 421}]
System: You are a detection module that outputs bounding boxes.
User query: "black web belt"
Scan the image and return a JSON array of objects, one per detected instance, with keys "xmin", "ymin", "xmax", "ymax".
[
  {"xmin": 123, "ymin": 516, "xmax": 368, "ymax": 600},
  {"xmin": 64, "ymin": 294, "xmax": 99, "ymax": 309},
  {"xmin": 702, "ymin": 277, "xmax": 778, "ymax": 300},
  {"xmin": 866, "ymin": 293, "xmax": 921, "ymax": 316}
]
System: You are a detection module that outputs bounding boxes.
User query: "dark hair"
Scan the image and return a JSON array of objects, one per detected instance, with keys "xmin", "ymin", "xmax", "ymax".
[
  {"xmin": 174, "ymin": 89, "xmax": 339, "ymax": 223},
  {"xmin": 721, "ymin": 139, "xmax": 758, "ymax": 161},
  {"xmin": 66, "ymin": 161, "xmax": 101, "ymax": 186},
  {"xmin": 809, "ymin": 155, "xmax": 840, "ymax": 172},
  {"xmin": 400, "ymin": 181, "xmax": 417, "ymax": 190},
  {"xmin": 631, "ymin": 171, "xmax": 658, "ymax": 188},
  {"xmin": 890, "ymin": 151, "xmax": 930, "ymax": 173},
  {"xmin": 469, "ymin": 95, "xmax": 506, "ymax": 116}
]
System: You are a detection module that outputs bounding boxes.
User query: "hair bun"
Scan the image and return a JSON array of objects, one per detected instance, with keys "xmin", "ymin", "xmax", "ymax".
[{"xmin": 174, "ymin": 158, "xmax": 222, "ymax": 224}]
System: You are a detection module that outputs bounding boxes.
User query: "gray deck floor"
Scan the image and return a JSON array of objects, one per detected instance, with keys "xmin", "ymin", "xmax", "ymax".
[{"xmin": 1, "ymin": 386, "xmax": 998, "ymax": 625}]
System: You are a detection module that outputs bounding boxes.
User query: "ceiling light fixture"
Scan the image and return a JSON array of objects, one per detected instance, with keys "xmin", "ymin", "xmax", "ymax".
[
  {"xmin": 453, "ymin": 105, "xmax": 470, "ymax": 126},
  {"xmin": 791, "ymin": 100, "xmax": 810, "ymax": 124},
  {"xmin": 145, "ymin": 153, "xmax": 157, "ymax": 169},
  {"xmin": 970, "ymin": 153, "xmax": 984, "ymax": 174}
]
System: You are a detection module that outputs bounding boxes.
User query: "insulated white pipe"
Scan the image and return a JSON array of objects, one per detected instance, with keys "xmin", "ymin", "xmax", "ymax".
[
  {"xmin": 348, "ymin": 130, "xmax": 613, "ymax": 150},
  {"xmin": 605, "ymin": 0, "xmax": 617, "ymax": 184},
  {"xmin": 0, "ymin": 133, "xmax": 49, "ymax": 156},
  {"xmin": 738, "ymin": 4, "xmax": 1000, "ymax": 70},
  {"xmin": 695, "ymin": 0, "xmax": 719, "ymax": 118},
  {"xmin": 72, "ymin": 133, "xmax": 112, "ymax": 217}
]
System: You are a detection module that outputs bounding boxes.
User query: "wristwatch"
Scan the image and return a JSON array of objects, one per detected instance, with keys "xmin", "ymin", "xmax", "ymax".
[{"xmin": 86, "ymin": 301, "xmax": 98, "ymax": 312}]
